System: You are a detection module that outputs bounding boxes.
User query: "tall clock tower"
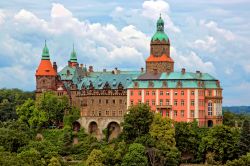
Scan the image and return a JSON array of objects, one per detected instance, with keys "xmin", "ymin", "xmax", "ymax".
[{"xmin": 146, "ymin": 15, "xmax": 174, "ymax": 74}]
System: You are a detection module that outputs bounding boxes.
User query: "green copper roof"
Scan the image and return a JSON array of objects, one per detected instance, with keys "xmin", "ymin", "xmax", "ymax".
[
  {"xmin": 70, "ymin": 44, "xmax": 77, "ymax": 63},
  {"xmin": 151, "ymin": 15, "xmax": 169, "ymax": 42},
  {"xmin": 42, "ymin": 41, "xmax": 50, "ymax": 60}
]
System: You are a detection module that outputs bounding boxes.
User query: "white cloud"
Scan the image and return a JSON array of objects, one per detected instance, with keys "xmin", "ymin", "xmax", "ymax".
[
  {"xmin": 51, "ymin": 3, "xmax": 72, "ymax": 18},
  {"xmin": 200, "ymin": 20, "xmax": 235, "ymax": 41},
  {"xmin": 0, "ymin": 10, "xmax": 5, "ymax": 25},
  {"xmin": 171, "ymin": 47, "xmax": 215, "ymax": 74},
  {"xmin": 191, "ymin": 36, "xmax": 217, "ymax": 52}
]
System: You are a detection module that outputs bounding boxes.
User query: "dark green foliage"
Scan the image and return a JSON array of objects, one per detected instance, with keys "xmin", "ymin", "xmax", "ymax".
[
  {"xmin": 175, "ymin": 121, "xmax": 208, "ymax": 163},
  {"xmin": 223, "ymin": 110, "xmax": 250, "ymax": 127},
  {"xmin": 63, "ymin": 106, "xmax": 80, "ymax": 128},
  {"xmin": 17, "ymin": 148, "xmax": 46, "ymax": 166},
  {"xmin": 0, "ymin": 88, "xmax": 34, "ymax": 122},
  {"xmin": 198, "ymin": 125, "xmax": 240, "ymax": 164},
  {"xmin": 238, "ymin": 119, "xmax": 250, "ymax": 157},
  {"xmin": 122, "ymin": 104, "xmax": 154, "ymax": 142}
]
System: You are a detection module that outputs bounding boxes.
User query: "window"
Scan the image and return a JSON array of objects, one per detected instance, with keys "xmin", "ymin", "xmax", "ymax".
[
  {"xmin": 199, "ymin": 100, "xmax": 204, "ymax": 106},
  {"xmin": 106, "ymin": 110, "xmax": 109, "ymax": 116},
  {"xmin": 112, "ymin": 111, "xmax": 116, "ymax": 116},
  {"xmin": 191, "ymin": 110, "xmax": 194, "ymax": 118},
  {"xmin": 152, "ymin": 100, "xmax": 155, "ymax": 106},
  {"xmin": 166, "ymin": 99, "xmax": 170, "ymax": 105},
  {"xmin": 146, "ymin": 100, "xmax": 149, "ymax": 105},
  {"xmin": 181, "ymin": 100, "xmax": 185, "ymax": 106},
  {"xmin": 160, "ymin": 91, "xmax": 163, "ymax": 96},
  {"xmin": 119, "ymin": 99, "xmax": 122, "ymax": 104},
  {"xmin": 160, "ymin": 99, "xmax": 163, "ymax": 106},
  {"xmin": 191, "ymin": 100, "xmax": 195, "ymax": 106},
  {"xmin": 191, "ymin": 91, "xmax": 195, "ymax": 95},
  {"xmin": 99, "ymin": 99, "xmax": 101, "ymax": 104},
  {"xmin": 208, "ymin": 101, "xmax": 213, "ymax": 116},
  {"xmin": 91, "ymin": 99, "xmax": 94, "ymax": 104},
  {"xmin": 208, "ymin": 90, "xmax": 212, "ymax": 96},
  {"xmin": 130, "ymin": 91, "xmax": 133, "ymax": 96},
  {"xmin": 106, "ymin": 99, "xmax": 109, "ymax": 104},
  {"xmin": 174, "ymin": 91, "xmax": 178, "ymax": 96},
  {"xmin": 181, "ymin": 91, "xmax": 184, "ymax": 95},
  {"xmin": 181, "ymin": 110, "xmax": 184, "ymax": 117},
  {"xmin": 146, "ymin": 91, "xmax": 149, "ymax": 96},
  {"xmin": 138, "ymin": 91, "xmax": 142, "ymax": 96},
  {"xmin": 130, "ymin": 100, "xmax": 133, "ymax": 106},
  {"xmin": 174, "ymin": 100, "xmax": 178, "ymax": 106},
  {"xmin": 152, "ymin": 91, "xmax": 155, "ymax": 95},
  {"xmin": 174, "ymin": 110, "xmax": 177, "ymax": 117},
  {"xmin": 119, "ymin": 110, "xmax": 123, "ymax": 115},
  {"xmin": 99, "ymin": 111, "xmax": 102, "ymax": 116},
  {"xmin": 113, "ymin": 99, "xmax": 116, "ymax": 104},
  {"xmin": 166, "ymin": 91, "xmax": 170, "ymax": 96}
]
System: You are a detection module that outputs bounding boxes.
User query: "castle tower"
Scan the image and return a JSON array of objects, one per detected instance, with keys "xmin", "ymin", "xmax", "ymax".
[
  {"xmin": 146, "ymin": 15, "xmax": 174, "ymax": 74},
  {"xmin": 35, "ymin": 41, "xmax": 57, "ymax": 93},
  {"xmin": 68, "ymin": 44, "xmax": 78, "ymax": 67}
]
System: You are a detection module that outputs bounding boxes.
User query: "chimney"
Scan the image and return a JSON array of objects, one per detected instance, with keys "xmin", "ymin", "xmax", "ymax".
[
  {"xmin": 112, "ymin": 70, "xmax": 115, "ymax": 74},
  {"xmin": 89, "ymin": 66, "xmax": 93, "ymax": 72},
  {"xmin": 141, "ymin": 67, "xmax": 144, "ymax": 73},
  {"xmin": 196, "ymin": 70, "xmax": 202, "ymax": 77},
  {"xmin": 53, "ymin": 62, "xmax": 57, "ymax": 72},
  {"xmin": 103, "ymin": 69, "xmax": 106, "ymax": 72},
  {"xmin": 181, "ymin": 68, "xmax": 185, "ymax": 74},
  {"xmin": 80, "ymin": 64, "xmax": 83, "ymax": 69}
]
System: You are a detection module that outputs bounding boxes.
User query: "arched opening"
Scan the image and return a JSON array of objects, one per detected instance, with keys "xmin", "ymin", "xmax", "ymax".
[
  {"xmin": 72, "ymin": 121, "xmax": 81, "ymax": 131},
  {"xmin": 88, "ymin": 121, "xmax": 98, "ymax": 135},
  {"xmin": 107, "ymin": 122, "xmax": 121, "ymax": 141},
  {"xmin": 208, "ymin": 120, "xmax": 213, "ymax": 128}
]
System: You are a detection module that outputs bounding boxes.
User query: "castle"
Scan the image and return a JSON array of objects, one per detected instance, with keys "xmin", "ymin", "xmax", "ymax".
[{"xmin": 35, "ymin": 16, "xmax": 223, "ymax": 139}]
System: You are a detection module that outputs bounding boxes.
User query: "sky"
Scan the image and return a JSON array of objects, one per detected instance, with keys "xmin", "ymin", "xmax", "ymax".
[{"xmin": 0, "ymin": 0, "xmax": 250, "ymax": 106}]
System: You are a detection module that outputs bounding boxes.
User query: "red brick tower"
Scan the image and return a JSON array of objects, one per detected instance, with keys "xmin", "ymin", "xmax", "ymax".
[
  {"xmin": 35, "ymin": 41, "xmax": 57, "ymax": 93},
  {"xmin": 146, "ymin": 15, "xmax": 174, "ymax": 74}
]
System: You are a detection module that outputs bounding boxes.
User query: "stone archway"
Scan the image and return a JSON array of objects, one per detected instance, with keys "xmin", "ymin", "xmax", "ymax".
[
  {"xmin": 208, "ymin": 120, "xmax": 213, "ymax": 127},
  {"xmin": 107, "ymin": 121, "xmax": 121, "ymax": 141},
  {"xmin": 88, "ymin": 121, "xmax": 99, "ymax": 135},
  {"xmin": 72, "ymin": 121, "xmax": 81, "ymax": 131}
]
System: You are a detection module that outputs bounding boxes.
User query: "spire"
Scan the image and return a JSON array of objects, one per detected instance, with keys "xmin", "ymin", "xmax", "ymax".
[
  {"xmin": 42, "ymin": 40, "xmax": 50, "ymax": 60},
  {"xmin": 156, "ymin": 14, "xmax": 164, "ymax": 32},
  {"xmin": 70, "ymin": 44, "xmax": 77, "ymax": 63}
]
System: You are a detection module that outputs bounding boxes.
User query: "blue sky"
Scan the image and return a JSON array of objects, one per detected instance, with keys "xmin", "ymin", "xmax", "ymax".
[{"xmin": 0, "ymin": 0, "xmax": 250, "ymax": 106}]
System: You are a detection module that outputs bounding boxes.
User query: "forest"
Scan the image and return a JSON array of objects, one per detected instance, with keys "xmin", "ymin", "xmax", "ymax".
[{"xmin": 0, "ymin": 88, "xmax": 249, "ymax": 166}]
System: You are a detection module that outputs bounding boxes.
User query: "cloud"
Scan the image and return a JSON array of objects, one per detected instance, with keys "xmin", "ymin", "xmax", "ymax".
[
  {"xmin": 171, "ymin": 47, "xmax": 215, "ymax": 74},
  {"xmin": 200, "ymin": 20, "xmax": 235, "ymax": 41},
  {"xmin": 190, "ymin": 36, "xmax": 217, "ymax": 52},
  {"xmin": 0, "ymin": 10, "xmax": 5, "ymax": 25},
  {"xmin": 111, "ymin": 0, "xmax": 180, "ymax": 33}
]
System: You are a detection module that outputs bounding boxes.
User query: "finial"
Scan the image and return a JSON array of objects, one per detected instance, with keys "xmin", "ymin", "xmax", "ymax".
[
  {"xmin": 45, "ymin": 40, "xmax": 47, "ymax": 46},
  {"xmin": 160, "ymin": 13, "xmax": 161, "ymax": 18},
  {"xmin": 73, "ymin": 43, "xmax": 75, "ymax": 51}
]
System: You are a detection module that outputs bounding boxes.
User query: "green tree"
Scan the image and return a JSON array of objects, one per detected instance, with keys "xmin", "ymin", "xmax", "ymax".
[
  {"xmin": 48, "ymin": 157, "xmax": 61, "ymax": 166},
  {"xmin": 16, "ymin": 98, "xmax": 35, "ymax": 127},
  {"xmin": 150, "ymin": 114, "xmax": 175, "ymax": 147},
  {"xmin": 226, "ymin": 153, "xmax": 250, "ymax": 166},
  {"xmin": 17, "ymin": 148, "xmax": 46, "ymax": 166},
  {"xmin": 85, "ymin": 149, "xmax": 104, "ymax": 166},
  {"xmin": 238, "ymin": 119, "xmax": 250, "ymax": 157},
  {"xmin": 122, "ymin": 143, "xmax": 148, "ymax": 166},
  {"xmin": 198, "ymin": 125, "xmax": 239, "ymax": 164},
  {"xmin": 122, "ymin": 104, "xmax": 154, "ymax": 142}
]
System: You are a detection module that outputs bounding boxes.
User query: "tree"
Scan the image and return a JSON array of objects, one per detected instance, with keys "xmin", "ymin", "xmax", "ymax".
[
  {"xmin": 86, "ymin": 149, "xmax": 104, "ymax": 166},
  {"xmin": 121, "ymin": 143, "xmax": 148, "ymax": 166},
  {"xmin": 122, "ymin": 104, "xmax": 154, "ymax": 142},
  {"xmin": 198, "ymin": 125, "xmax": 239, "ymax": 164},
  {"xmin": 48, "ymin": 157, "xmax": 61, "ymax": 166},
  {"xmin": 17, "ymin": 148, "xmax": 46, "ymax": 166},
  {"xmin": 16, "ymin": 98, "xmax": 35, "ymax": 127},
  {"xmin": 238, "ymin": 119, "xmax": 250, "ymax": 157},
  {"xmin": 150, "ymin": 113, "xmax": 175, "ymax": 147},
  {"xmin": 226, "ymin": 153, "xmax": 250, "ymax": 166}
]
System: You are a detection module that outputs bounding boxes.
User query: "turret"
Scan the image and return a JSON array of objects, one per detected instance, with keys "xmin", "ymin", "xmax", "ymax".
[
  {"xmin": 35, "ymin": 41, "xmax": 57, "ymax": 93},
  {"xmin": 68, "ymin": 44, "xmax": 78, "ymax": 67},
  {"xmin": 146, "ymin": 15, "xmax": 174, "ymax": 74}
]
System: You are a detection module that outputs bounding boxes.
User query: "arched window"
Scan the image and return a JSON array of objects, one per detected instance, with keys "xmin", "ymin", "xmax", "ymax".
[{"xmin": 208, "ymin": 101, "xmax": 213, "ymax": 116}]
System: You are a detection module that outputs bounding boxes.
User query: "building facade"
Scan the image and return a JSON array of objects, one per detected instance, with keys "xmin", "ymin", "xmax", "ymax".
[{"xmin": 35, "ymin": 16, "xmax": 223, "ymax": 139}]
